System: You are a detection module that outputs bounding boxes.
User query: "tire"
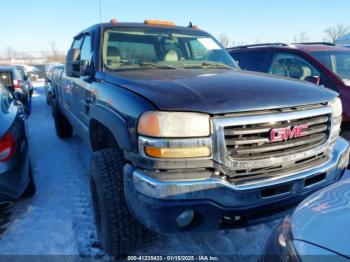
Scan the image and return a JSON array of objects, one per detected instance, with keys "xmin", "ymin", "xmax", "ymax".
[
  {"xmin": 89, "ymin": 148, "xmax": 144, "ymax": 256},
  {"xmin": 52, "ymin": 103, "xmax": 73, "ymax": 139},
  {"xmin": 22, "ymin": 165, "xmax": 36, "ymax": 198},
  {"xmin": 24, "ymin": 96, "xmax": 31, "ymax": 116}
]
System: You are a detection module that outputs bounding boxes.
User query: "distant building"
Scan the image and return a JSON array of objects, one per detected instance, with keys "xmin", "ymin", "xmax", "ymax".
[{"xmin": 336, "ymin": 34, "xmax": 350, "ymax": 47}]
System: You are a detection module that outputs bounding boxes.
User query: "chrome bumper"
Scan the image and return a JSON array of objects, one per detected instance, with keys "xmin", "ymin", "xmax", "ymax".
[{"xmin": 132, "ymin": 138, "xmax": 350, "ymax": 207}]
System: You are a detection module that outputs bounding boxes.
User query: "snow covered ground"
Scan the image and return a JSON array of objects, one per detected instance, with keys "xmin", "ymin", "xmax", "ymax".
[{"xmin": 1, "ymin": 83, "xmax": 348, "ymax": 260}]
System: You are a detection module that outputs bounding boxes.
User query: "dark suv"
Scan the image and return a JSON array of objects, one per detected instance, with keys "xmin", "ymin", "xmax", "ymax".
[{"xmin": 228, "ymin": 43, "xmax": 350, "ymax": 122}]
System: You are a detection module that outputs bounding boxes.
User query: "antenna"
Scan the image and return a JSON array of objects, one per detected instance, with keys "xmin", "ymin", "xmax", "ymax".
[
  {"xmin": 98, "ymin": 0, "xmax": 102, "ymax": 24},
  {"xmin": 98, "ymin": 0, "xmax": 103, "ymax": 73}
]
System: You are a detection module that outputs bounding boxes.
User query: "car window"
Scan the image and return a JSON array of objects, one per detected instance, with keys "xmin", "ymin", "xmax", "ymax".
[
  {"xmin": 268, "ymin": 53, "xmax": 320, "ymax": 80},
  {"xmin": 81, "ymin": 35, "xmax": 93, "ymax": 62},
  {"xmin": 0, "ymin": 71, "xmax": 13, "ymax": 87},
  {"xmin": 230, "ymin": 51, "xmax": 268, "ymax": 72},
  {"xmin": 72, "ymin": 36, "xmax": 83, "ymax": 49},
  {"xmin": 13, "ymin": 68, "xmax": 23, "ymax": 80},
  {"xmin": 103, "ymin": 28, "xmax": 238, "ymax": 70},
  {"xmin": 0, "ymin": 85, "xmax": 12, "ymax": 114},
  {"xmin": 16, "ymin": 68, "xmax": 26, "ymax": 78},
  {"xmin": 52, "ymin": 68, "xmax": 63, "ymax": 86},
  {"xmin": 310, "ymin": 51, "xmax": 350, "ymax": 81}
]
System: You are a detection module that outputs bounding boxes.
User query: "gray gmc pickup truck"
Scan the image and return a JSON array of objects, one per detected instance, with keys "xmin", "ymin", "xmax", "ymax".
[{"xmin": 51, "ymin": 19, "xmax": 350, "ymax": 256}]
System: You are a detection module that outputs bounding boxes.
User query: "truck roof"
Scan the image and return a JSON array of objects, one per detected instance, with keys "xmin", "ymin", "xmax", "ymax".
[{"xmin": 76, "ymin": 21, "xmax": 205, "ymax": 37}]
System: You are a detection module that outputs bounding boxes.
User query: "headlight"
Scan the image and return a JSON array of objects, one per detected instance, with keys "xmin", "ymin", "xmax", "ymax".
[
  {"xmin": 138, "ymin": 111, "xmax": 210, "ymax": 138},
  {"xmin": 263, "ymin": 216, "xmax": 300, "ymax": 262},
  {"xmin": 138, "ymin": 112, "xmax": 211, "ymax": 158},
  {"xmin": 329, "ymin": 97, "xmax": 342, "ymax": 118},
  {"xmin": 329, "ymin": 97, "xmax": 342, "ymax": 143}
]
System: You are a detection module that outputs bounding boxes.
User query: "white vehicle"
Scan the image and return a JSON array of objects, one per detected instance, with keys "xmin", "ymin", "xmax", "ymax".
[{"xmin": 336, "ymin": 34, "xmax": 350, "ymax": 48}]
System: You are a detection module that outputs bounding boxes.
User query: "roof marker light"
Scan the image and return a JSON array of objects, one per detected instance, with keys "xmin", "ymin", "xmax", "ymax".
[{"xmin": 144, "ymin": 19, "xmax": 175, "ymax": 27}]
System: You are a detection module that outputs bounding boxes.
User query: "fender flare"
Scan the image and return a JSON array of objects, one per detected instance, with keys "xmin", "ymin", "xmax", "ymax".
[{"xmin": 89, "ymin": 104, "xmax": 132, "ymax": 151}]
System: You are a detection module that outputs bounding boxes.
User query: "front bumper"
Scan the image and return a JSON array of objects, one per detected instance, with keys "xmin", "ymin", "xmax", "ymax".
[{"xmin": 124, "ymin": 138, "xmax": 350, "ymax": 233}]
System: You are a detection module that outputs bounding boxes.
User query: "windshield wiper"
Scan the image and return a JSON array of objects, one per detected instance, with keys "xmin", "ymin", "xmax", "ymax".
[
  {"xmin": 181, "ymin": 62, "xmax": 234, "ymax": 70},
  {"xmin": 200, "ymin": 62, "xmax": 234, "ymax": 70},
  {"xmin": 139, "ymin": 62, "xmax": 177, "ymax": 69}
]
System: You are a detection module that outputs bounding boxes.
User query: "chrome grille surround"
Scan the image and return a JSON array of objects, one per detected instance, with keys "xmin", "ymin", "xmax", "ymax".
[{"xmin": 212, "ymin": 105, "xmax": 334, "ymax": 183}]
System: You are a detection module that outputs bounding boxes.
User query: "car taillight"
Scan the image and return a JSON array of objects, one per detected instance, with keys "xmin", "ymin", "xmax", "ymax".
[
  {"xmin": 13, "ymin": 80, "xmax": 21, "ymax": 90},
  {"xmin": 0, "ymin": 133, "xmax": 16, "ymax": 162}
]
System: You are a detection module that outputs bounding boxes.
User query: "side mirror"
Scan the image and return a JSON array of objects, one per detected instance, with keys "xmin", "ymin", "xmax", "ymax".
[
  {"xmin": 23, "ymin": 75, "xmax": 28, "ymax": 81},
  {"xmin": 305, "ymin": 76, "xmax": 321, "ymax": 85},
  {"xmin": 66, "ymin": 48, "xmax": 81, "ymax": 77},
  {"xmin": 80, "ymin": 59, "xmax": 90, "ymax": 76}
]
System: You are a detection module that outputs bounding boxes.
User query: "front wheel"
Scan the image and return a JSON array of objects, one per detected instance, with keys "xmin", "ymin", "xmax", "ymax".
[{"xmin": 89, "ymin": 148, "xmax": 144, "ymax": 256}]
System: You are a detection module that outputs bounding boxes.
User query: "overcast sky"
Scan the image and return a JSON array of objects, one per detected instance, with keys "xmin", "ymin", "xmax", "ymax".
[{"xmin": 1, "ymin": 0, "xmax": 349, "ymax": 56}]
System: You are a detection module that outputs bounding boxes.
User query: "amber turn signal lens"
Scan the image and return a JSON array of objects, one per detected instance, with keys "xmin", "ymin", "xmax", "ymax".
[
  {"xmin": 144, "ymin": 19, "xmax": 175, "ymax": 27},
  {"xmin": 144, "ymin": 146, "xmax": 211, "ymax": 158},
  {"xmin": 137, "ymin": 112, "xmax": 161, "ymax": 137}
]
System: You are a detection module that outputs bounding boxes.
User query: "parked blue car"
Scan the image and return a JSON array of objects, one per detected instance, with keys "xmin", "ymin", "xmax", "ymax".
[
  {"xmin": 0, "ymin": 83, "xmax": 35, "ymax": 202},
  {"xmin": 263, "ymin": 170, "xmax": 350, "ymax": 261}
]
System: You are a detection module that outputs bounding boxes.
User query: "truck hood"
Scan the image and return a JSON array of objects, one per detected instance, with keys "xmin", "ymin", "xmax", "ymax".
[
  {"xmin": 291, "ymin": 178, "xmax": 350, "ymax": 257},
  {"xmin": 104, "ymin": 69, "xmax": 337, "ymax": 114}
]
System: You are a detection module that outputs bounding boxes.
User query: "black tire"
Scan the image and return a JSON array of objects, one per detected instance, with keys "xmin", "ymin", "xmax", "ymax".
[
  {"xmin": 89, "ymin": 148, "xmax": 144, "ymax": 256},
  {"xmin": 22, "ymin": 165, "xmax": 36, "ymax": 198},
  {"xmin": 24, "ymin": 96, "xmax": 31, "ymax": 116},
  {"xmin": 52, "ymin": 103, "xmax": 73, "ymax": 139}
]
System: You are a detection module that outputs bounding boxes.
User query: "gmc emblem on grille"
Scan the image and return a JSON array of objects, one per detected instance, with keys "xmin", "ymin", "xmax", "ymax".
[{"xmin": 269, "ymin": 124, "xmax": 309, "ymax": 142}]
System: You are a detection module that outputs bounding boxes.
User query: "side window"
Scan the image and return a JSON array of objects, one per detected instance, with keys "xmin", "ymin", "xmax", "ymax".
[
  {"xmin": 231, "ymin": 52, "xmax": 268, "ymax": 72},
  {"xmin": 81, "ymin": 35, "xmax": 92, "ymax": 62},
  {"xmin": 14, "ymin": 69, "xmax": 23, "ymax": 80},
  {"xmin": 0, "ymin": 88, "xmax": 12, "ymax": 114},
  {"xmin": 268, "ymin": 53, "xmax": 320, "ymax": 80},
  {"xmin": 72, "ymin": 37, "xmax": 83, "ymax": 49},
  {"xmin": 53, "ymin": 68, "xmax": 63, "ymax": 86}
]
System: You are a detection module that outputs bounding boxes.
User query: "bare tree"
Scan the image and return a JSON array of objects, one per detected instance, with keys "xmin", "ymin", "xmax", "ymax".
[
  {"xmin": 42, "ymin": 41, "xmax": 66, "ymax": 63},
  {"xmin": 5, "ymin": 46, "xmax": 18, "ymax": 60},
  {"xmin": 293, "ymin": 31, "xmax": 309, "ymax": 43},
  {"xmin": 231, "ymin": 40, "xmax": 245, "ymax": 47},
  {"xmin": 218, "ymin": 33, "xmax": 231, "ymax": 48},
  {"xmin": 324, "ymin": 25, "xmax": 350, "ymax": 43}
]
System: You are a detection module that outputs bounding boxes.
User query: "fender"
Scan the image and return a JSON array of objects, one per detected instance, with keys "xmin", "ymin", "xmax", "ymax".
[{"xmin": 89, "ymin": 103, "xmax": 132, "ymax": 151}]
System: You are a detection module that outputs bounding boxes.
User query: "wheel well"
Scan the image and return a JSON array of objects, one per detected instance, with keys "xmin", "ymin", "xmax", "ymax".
[{"xmin": 90, "ymin": 119, "xmax": 118, "ymax": 152}]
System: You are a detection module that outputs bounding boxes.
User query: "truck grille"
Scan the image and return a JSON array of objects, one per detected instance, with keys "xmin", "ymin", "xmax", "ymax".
[
  {"xmin": 224, "ymin": 114, "xmax": 330, "ymax": 159},
  {"xmin": 229, "ymin": 152, "xmax": 329, "ymax": 186}
]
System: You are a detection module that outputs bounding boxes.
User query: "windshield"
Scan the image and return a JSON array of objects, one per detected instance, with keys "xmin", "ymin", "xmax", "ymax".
[
  {"xmin": 103, "ymin": 27, "xmax": 238, "ymax": 71},
  {"xmin": 310, "ymin": 51, "xmax": 350, "ymax": 83}
]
